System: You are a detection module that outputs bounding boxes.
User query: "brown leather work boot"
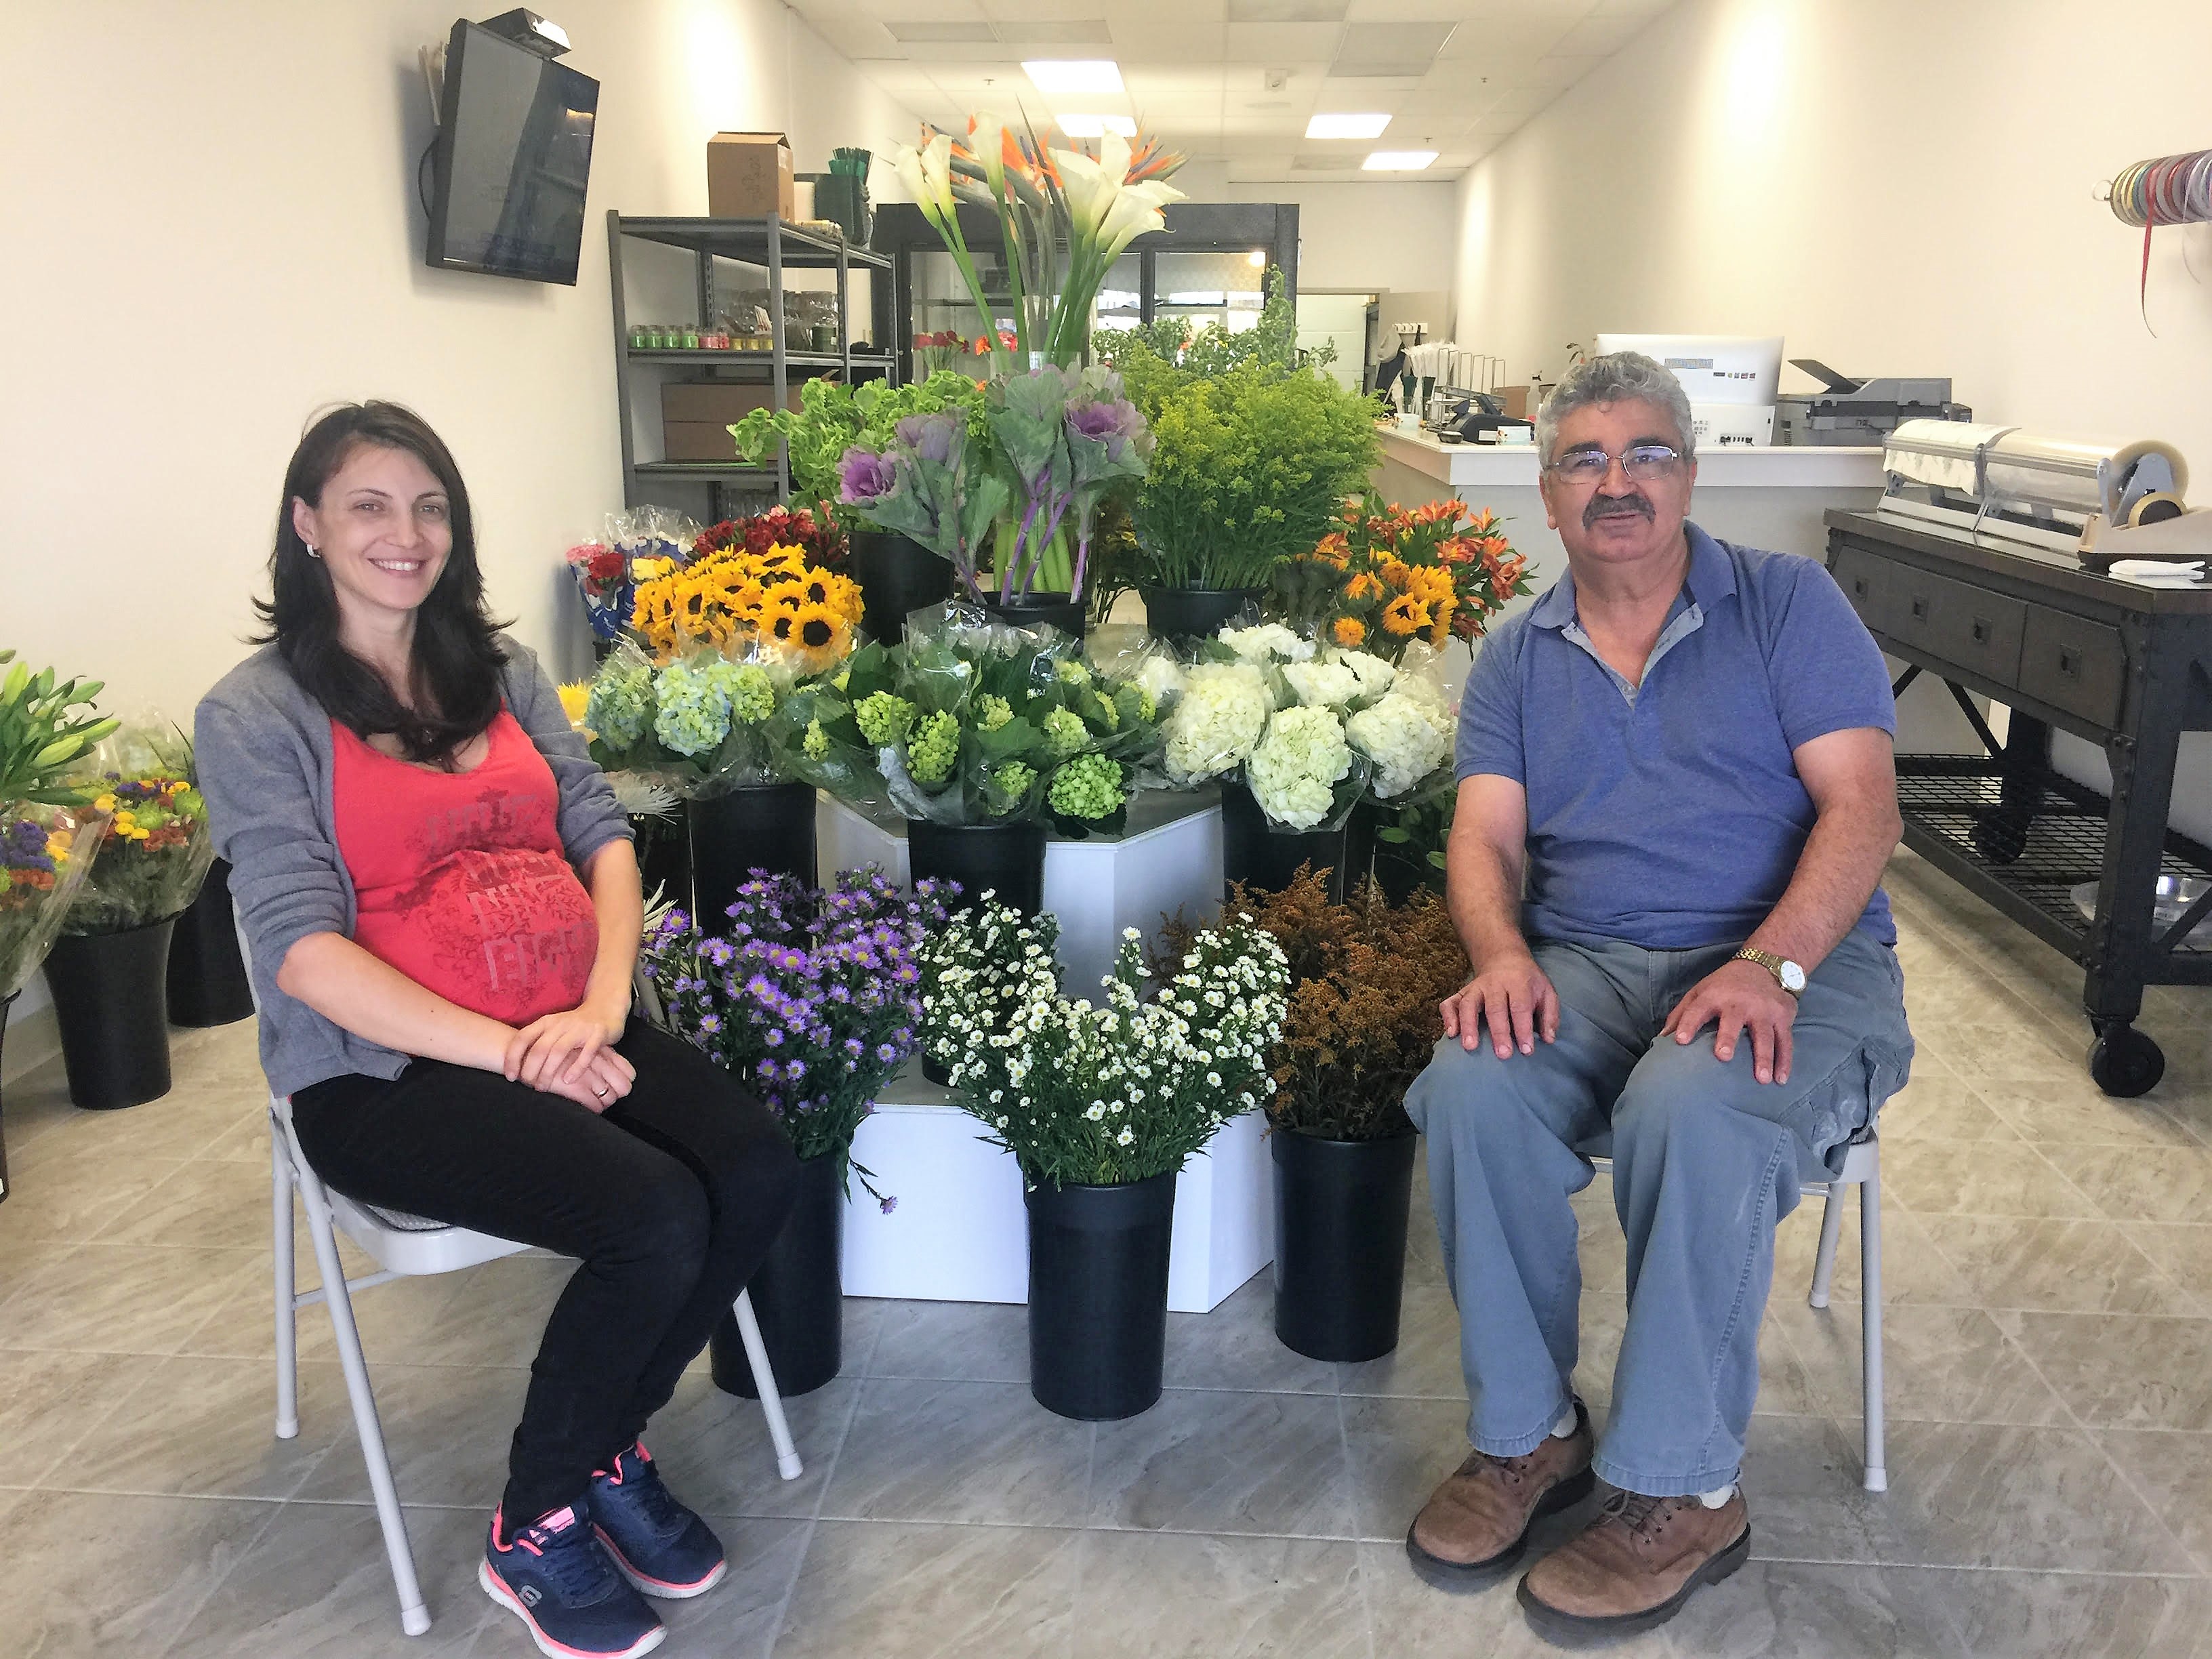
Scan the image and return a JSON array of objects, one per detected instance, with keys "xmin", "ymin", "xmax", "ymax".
[
  {"xmin": 1405, "ymin": 1401, "xmax": 1595, "ymax": 1589},
  {"xmin": 1517, "ymin": 1485, "xmax": 1750, "ymax": 1641}
]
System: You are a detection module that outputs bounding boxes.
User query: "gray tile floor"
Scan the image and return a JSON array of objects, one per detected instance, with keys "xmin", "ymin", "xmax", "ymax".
[{"xmin": 4, "ymin": 849, "xmax": 2212, "ymax": 1656}]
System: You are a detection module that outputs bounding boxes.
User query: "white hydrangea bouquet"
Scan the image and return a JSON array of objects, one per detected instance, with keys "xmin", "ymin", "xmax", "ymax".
[
  {"xmin": 1153, "ymin": 621, "xmax": 1451, "ymax": 830},
  {"xmin": 933, "ymin": 894, "xmax": 1290, "ymax": 1187}
]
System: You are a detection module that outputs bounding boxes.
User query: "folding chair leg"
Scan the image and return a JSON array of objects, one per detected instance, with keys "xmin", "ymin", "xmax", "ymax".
[
  {"xmin": 731, "ymin": 1290, "xmax": 804, "ymax": 1481},
  {"xmin": 300, "ymin": 1176, "xmax": 433, "ymax": 1636},
  {"xmin": 1807, "ymin": 1184, "xmax": 1845, "ymax": 1310},
  {"xmin": 1859, "ymin": 1166, "xmax": 1887, "ymax": 1494},
  {"xmin": 272, "ymin": 1129, "xmax": 300, "ymax": 1441}
]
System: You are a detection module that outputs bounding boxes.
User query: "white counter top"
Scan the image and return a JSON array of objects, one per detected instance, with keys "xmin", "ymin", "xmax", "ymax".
[{"xmin": 1375, "ymin": 426, "xmax": 1886, "ymax": 490}]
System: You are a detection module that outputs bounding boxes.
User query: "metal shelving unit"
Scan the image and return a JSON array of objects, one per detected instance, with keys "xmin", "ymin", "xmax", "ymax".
[{"xmin": 607, "ymin": 211, "xmax": 897, "ymax": 517}]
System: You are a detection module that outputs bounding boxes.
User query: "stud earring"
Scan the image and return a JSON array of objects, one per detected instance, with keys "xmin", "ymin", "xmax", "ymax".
[{"xmin": 306, "ymin": 544, "xmax": 323, "ymax": 558}]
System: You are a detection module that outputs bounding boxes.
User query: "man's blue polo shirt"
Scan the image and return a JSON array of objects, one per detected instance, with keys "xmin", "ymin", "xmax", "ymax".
[{"xmin": 1454, "ymin": 522, "xmax": 1896, "ymax": 950}]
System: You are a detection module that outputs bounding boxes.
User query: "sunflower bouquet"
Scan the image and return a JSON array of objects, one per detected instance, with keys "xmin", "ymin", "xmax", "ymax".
[
  {"xmin": 1269, "ymin": 492, "xmax": 1532, "ymax": 663},
  {"xmin": 773, "ymin": 603, "xmax": 1164, "ymax": 834},
  {"xmin": 629, "ymin": 543, "xmax": 863, "ymax": 670}
]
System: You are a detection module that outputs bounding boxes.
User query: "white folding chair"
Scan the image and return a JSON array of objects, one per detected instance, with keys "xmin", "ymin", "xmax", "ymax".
[
  {"xmin": 1578, "ymin": 1126, "xmax": 1885, "ymax": 1493},
  {"xmin": 247, "ymin": 928, "xmax": 802, "ymax": 1636}
]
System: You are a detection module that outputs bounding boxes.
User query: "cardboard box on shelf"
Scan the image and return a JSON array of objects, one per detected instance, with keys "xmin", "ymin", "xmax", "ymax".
[
  {"xmin": 659, "ymin": 381, "xmax": 787, "ymax": 462},
  {"xmin": 707, "ymin": 132, "xmax": 795, "ymax": 219},
  {"xmin": 1496, "ymin": 385, "xmax": 1531, "ymax": 420}
]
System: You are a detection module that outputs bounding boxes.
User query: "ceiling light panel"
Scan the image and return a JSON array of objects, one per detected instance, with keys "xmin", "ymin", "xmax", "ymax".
[
  {"xmin": 1022, "ymin": 58, "xmax": 1125, "ymax": 92},
  {"xmin": 997, "ymin": 19, "xmax": 1115, "ymax": 42},
  {"xmin": 1304, "ymin": 111, "xmax": 1390, "ymax": 138},
  {"xmin": 1363, "ymin": 148, "xmax": 1437, "ymax": 168},
  {"xmin": 886, "ymin": 19, "xmax": 1002, "ymax": 40},
  {"xmin": 1225, "ymin": 0, "xmax": 1346, "ymax": 19}
]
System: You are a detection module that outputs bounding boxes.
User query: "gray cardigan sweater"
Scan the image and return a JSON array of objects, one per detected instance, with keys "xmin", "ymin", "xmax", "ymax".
[{"xmin": 194, "ymin": 636, "xmax": 632, "ymax": 1098}]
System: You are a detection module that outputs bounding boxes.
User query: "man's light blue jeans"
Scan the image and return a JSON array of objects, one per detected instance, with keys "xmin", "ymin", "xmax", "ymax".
[{"xmin": 1403, "ymin": 929, "xmax": 1912, "ymax": 1498}]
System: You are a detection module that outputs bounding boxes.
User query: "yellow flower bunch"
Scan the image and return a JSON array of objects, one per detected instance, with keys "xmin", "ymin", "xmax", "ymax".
[{"xmin": 631, "ymin": 545, "xmax": 864, "ymax": 672}]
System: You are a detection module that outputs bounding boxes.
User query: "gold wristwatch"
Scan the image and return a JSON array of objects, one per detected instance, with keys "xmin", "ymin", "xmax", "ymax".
[{"xmin": 1733, "ymin": 947, "xmax": 1805, "ymax": 997}]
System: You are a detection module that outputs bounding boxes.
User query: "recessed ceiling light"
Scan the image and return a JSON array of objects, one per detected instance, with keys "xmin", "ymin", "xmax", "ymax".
[
  {"xmin": 1305, "ymin": 112, "xmax": 1391, "ymax": 140},
  {"xmin": 1059, "ymin": 112, "xmax": 1138, "ymax": 138},
  {"xmin": 1363, "ymin": 149, "xmax": 1437, "ymax": 169},
  {"xmin": 1023, "ymin": 59, "xmax": 1124, "ymax": 95}
]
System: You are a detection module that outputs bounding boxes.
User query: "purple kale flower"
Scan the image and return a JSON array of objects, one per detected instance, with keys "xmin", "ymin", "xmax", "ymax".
[
  {"xmin": 1067, "ymin": 397, "xmax": 1142, "ymax": 459},
  {"xmin": 838, "ymin": 446, "xmax": 898, "ymax": 504},
  {"xmin": 895, "ymin": 411, "xmax": 962, "ymax": 466}
]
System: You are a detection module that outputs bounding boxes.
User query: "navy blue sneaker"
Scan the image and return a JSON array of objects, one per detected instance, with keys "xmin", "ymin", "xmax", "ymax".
[
  {"xmin": 586, "ymin": 1441, "xmax": 729, "ymax": 1599},
  {"xmin": 479, "ymin": 1502, "xmax": 665, "ymax": 1659}
]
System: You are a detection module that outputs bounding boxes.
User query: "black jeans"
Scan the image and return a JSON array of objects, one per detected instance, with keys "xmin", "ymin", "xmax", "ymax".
[{"xmin": 291, "ymin": 1020, "xmax": 798, "ymax": 1524}]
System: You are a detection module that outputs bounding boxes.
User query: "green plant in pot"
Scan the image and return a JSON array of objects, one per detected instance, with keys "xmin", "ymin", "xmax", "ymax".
[
  {"xmin": 1164, "ymin": 867, "xmax": 1468, "ymax": 1361},
  {"xmin": 936, "ymin": 895, "xmax": 1289, "ymax": 1418}
]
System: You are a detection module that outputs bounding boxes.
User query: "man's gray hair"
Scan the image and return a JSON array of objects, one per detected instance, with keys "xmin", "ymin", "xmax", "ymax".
[{"xmin": 1535, "ymin": 351, "xmax": 1696, "ymax": 466}]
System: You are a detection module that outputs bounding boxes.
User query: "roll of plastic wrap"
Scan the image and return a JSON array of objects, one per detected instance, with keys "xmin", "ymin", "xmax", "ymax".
[
  {"xmin": 1983, "ymin": 432, "xmax": 2188, "ymax": 519},
  {"xmin": 1881, "ymin": 419, "xmax": 2017, "ymax": 493}
]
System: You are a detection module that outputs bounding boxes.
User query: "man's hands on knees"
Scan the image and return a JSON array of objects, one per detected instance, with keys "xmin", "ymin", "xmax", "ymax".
[
  {"xmin": 1441, "ymin": 951, "xmax": 1560, "ymax": 1059},
  {"xmin": 1662, "ymin": 960, "xmax": 1796, "ymax": 1084}
]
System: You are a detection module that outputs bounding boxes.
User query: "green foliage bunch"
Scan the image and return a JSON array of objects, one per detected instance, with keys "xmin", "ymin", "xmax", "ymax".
[
  {"xmin": 730, "ymin": 372, "xmax": 987, "ymax": 521},
  {"xmin": 1130, "ymin": 365, "xmax": 1380, "ymax": 591}
]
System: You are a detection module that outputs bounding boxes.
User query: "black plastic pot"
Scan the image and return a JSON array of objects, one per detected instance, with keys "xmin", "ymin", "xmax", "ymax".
[
  {"xmin": 689, "ymin": 783, "xmax": 818, "ymax": 928},
  {"xmin": 1271, "ymin": 1125, "xmax": 1418, "ymax": 1361},
  {"xmin": 907, "ymin": 817, "xmax": 1046, "ymax": 917},
  {"xmin": 0, "ymin": 993, "xmax": 14, "ymax": 1204},
  {"xmin": 711, "ymin": 1149, "xmax": 844, "ymax": 1398},
  {"xmin": 811, "ymin": 175, "xmax": 873, "ymax": 247},
  {"xmin": 1139, "ymin": 585, "xmax": 1262, "ymax": 644},
  {"xmin": 632, "ymin": 811, "xmax": 694, "ymax": 915},
  {"xmin": 1026, "ymin": 1170, "xmax": 1176, "ymax": 1420},
  {"xmin": 165, "ymin": 857, "xmax": 254, "ymax": 1028},
  {"xmin": 43, "ymin": 916, "xmax": 178, "ymax": 1110},
  {"xmin": 983, "ymin": 592, "xmax": 1087, "ymax": 641},
  {"xmin": 1220, "ymin": 783, "xmax": 1348, "ymax": 903},
  {"xmin": 848, "ymin": 530, "xmax": 953, "ymax": 645}
]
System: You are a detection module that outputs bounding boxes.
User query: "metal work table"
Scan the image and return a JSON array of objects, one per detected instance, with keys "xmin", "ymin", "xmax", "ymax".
[{"xmin": 1825, "ymin": 508, "xmax": 2212, "ymax": 1095}]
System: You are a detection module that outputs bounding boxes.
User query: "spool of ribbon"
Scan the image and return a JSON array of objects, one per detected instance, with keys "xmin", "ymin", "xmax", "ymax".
[{"xmin": 2106, "ymin": 148, "xmax": 2212, "ymax": 327}]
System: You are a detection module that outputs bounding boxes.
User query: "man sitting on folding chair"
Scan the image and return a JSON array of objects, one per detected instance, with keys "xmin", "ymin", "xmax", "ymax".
[
  {"xmin": 198, "ymin": 401, "xmax": 799, "ymax": 1659},
  {"xmin": 1400, "ymin": 353, "xmax": 1914, "ymax": 1644}
]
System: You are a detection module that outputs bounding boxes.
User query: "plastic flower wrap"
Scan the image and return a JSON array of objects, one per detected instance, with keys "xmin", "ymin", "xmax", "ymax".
[
  {"xmin": 1246, "ymin": 704, "xmax": 1353, "ymax": 830},
  {"xmin": 0, "ymin": 804, "xmax": 106, "ymax": 999},
  {"xmin": 565, "ymin": 506, "xmax": 699, "ymax": 642},
  {"xmin": 937, "ymin": 899, "xmax": 1289, "ymax": 1189},
  {"xmin": 1270, "ymin": 491, "xmax": 1532, "ymax": 663},
  {"xmin": 1346, "ymin": 693, "xmax": 1453, "ymax": 801},
  {"xmin": 774, "ymin": 602, "xmax": 1162, "ymax": 834},
  {"xmin": 1162, "ymin": 662, "xmax": 1271, "ymax": 785},
  {"xmin": 646, "ymin": 868, "xmax": 949, "ymax": 1202},
  {"xmin": 62, "ymin": 724, "xmax": 214, "ymax": 936},
  {"xmin": 583, "ymin": 638, "xmax": 830, "ymax": 796}
]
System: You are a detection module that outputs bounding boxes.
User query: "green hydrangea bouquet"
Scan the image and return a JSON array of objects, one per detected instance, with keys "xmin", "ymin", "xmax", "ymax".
[{"xmin": 773, "ymin": 603, "xmax": 1163, "ymax": 835}]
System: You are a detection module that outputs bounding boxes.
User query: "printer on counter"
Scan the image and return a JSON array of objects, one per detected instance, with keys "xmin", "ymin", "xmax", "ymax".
[{"xmin": 1777, "ymin": 361, "xmax": 1970, "ymax": 446}]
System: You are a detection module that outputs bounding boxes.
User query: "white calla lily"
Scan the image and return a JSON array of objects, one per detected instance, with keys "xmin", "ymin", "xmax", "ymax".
[
  {"xmin": 969, "ymin": 111, "xmax": 1009, "ymax": 194},
  {"xmin": 1050, "ymin": 146, "xmax": 1119, "ymax": 241},
  {"xmin": 895, "ymin": 132, "xmax": 958, "ymax": 221}
]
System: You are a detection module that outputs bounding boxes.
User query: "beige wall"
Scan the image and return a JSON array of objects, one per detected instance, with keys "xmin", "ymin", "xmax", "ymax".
[
  {"xmin": 1450, "ymin": 0, "xmax": 2212, "ymax": 461},
  {"xmin": 1171, "ymin": 166, "xmax": 1461, "ymax": 300},
  {"xmin": 1, "ymin": 0, "xmax": 918, "ymax": 1074}
]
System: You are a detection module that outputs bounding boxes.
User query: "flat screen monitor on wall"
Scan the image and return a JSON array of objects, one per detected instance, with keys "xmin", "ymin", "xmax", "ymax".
[{"xmin": 425, "ymin": 20, "xmax": 598, "ymax": 284}]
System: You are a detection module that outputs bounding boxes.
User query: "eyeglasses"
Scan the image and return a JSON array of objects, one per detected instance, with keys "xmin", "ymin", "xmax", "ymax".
[{"xmin": 1546, "ymin": 444, "xmax": 1683, "ymax": 486}]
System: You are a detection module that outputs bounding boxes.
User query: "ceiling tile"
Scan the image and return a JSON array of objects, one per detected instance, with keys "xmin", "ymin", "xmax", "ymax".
[
  {"xmin": 1342, "ymin": 0, "xmax": 1488, "ymax": 18},
  {"xmin": 852, "ymin": 0, "xmax": 989, "ymax": 18},
  {"xmin": 1551, "ymin": 12, "xmax": 1641, "ymax": 54},
  {"xmin": 1224, "ymin": 20, "xmax": 1347, "ymax": 58},
  {"xmin": 808, "ymin": 13, "xmax": 904, "ymax": 55},
  {"xmin": 1521, "ymin": 52, "xmax": 1604, "ymax": 88},
  {"xmin": 1332, "ymin": 20, "xmax": 1455, "ymax": 61}
]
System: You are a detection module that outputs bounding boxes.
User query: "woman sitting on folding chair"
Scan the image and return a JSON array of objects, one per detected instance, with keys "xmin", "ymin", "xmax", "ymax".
[{"xmin": 197, "ymin": 400, "xmax": 799, "ymax": 1659}]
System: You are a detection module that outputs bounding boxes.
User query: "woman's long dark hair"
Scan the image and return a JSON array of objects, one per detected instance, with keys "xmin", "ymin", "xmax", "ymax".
[{"xmin": 254, "ymin": 401, "xmax": 510, "ymax": 765}]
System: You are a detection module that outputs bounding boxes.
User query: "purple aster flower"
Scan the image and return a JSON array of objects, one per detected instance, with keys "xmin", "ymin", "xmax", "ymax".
[
  {"xmin": 879, "ymin": 1196, "xmax": 899, "ymax": 1216},
  {"xmin": 876, "ymin": 1042, "xmax": 900, "ymax": 1063},
  {"xmin": 698, "ymin": 1013, "xmax": 722, "ymax": 1035},
  {"xmin": 787, "ymin": 1059, "xmax": 807, "ymax": 1080}
]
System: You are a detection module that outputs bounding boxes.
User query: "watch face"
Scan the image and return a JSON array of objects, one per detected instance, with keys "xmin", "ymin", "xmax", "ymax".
[{"xmin": 1780, "ymin": 960, "xmax": 1807, "ymax": 994}]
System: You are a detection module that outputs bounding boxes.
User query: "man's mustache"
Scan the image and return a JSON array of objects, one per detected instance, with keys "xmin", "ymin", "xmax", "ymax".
[{"xmin": 1584, "ymin": 491, "xmax": 1654, "ymax": 529}]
